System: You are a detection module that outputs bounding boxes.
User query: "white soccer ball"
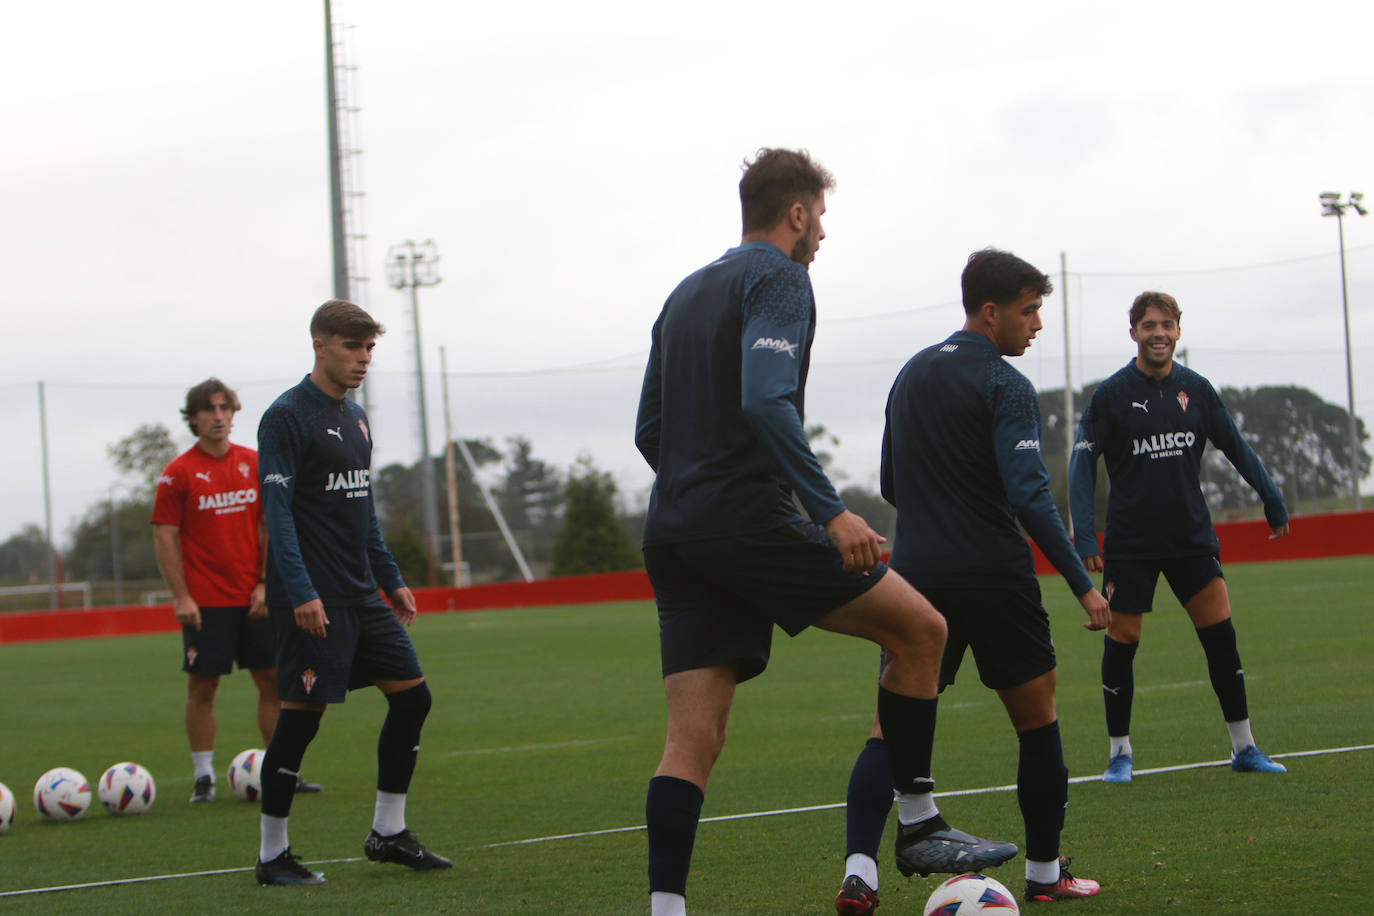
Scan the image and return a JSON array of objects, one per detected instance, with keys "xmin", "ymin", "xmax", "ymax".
[
  {"xmin": 0, "ymin": 781, "xmax": 15, "ymax": 833},
  {"xmin": 227, "ymin": 748, "xmax": 266, "ymax": 802},
  {"xmin": 98, "ymin": 762, "xmax": 156, "ymax": 815},
  {"xmin": 923, "ymin": 873, "xmax": 1020, "ymax": 915},
  {"xmin": 33, "ymin": 767, "xmax": 92, "ymax": 821}
]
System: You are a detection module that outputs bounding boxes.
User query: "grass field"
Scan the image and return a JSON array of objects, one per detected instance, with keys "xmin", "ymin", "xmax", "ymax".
[{"xmin": 1, "ymin": 555, "xmax": 1370, "ymax": 914}]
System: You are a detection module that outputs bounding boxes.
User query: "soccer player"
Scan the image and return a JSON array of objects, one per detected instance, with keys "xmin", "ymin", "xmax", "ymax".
[
  {"xmin": 152, "ymin": 378, "xmax": 321, "ymax": 803},
  {"xmin": 252, "ymin": 300, "xmax": 450, "ymax": 886},
  {"xmin": 1069, "ymin": 291, "xmax": 1290, "ymax": 784},
  {"xmin": 635, "ymin": 149, "xmax": 1013, "ymax": 916},
  {"xmin": 836, "ymin": 249, "xmax": 1107, "ymax": 911}
]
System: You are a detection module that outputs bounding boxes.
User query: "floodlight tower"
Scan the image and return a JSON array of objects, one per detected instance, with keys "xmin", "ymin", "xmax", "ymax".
[
  {"xmin": 325, "ymin": 0, "xmax": 371, "ymax": 406},
  {"xmin": 387, "ymin": 240, "xmax": 442, "ymax": 583},
  {"xmin": 1319, "ymin": 191, "xmax": 1367, "ymax": 509}
]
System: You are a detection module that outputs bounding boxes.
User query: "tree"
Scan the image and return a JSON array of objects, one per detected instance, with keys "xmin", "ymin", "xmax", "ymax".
[
  {"xmin": 552, "ymin": 456, "xmax": 641, "ymax": 576},
  {"xmin": 64, "ymin": 495, "xmax": 161, "ymax": 582},
  {"xmin": 0, "ymin": 523, "xmax": 52, "ymax": 584},
  {"xmin": 1207, "ymin": 385, "xmax": 1369, "ymax": 514},
  {"xmin": 108, "ymin": 424, "xmax": 178, "ymax": 493},
  {"xmin": 374, "ymin": 438, "xmax": 507, "ymax": 584},
  {"xmin": 493, "ymin": 436, "xmax": 562, "ymax": 578}
]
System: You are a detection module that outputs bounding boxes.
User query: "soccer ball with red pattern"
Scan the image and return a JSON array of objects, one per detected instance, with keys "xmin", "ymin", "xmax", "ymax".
[
  {"xmin": 0, "ymin": 781, "xmax": 15, "ymax": 833},
  {"xmin": 923, "ymin": 873, "xmax": 1020, "ymax": 915},
  {"xmin": 98, "ymin": 762, "xmax": 156, "ymax": 815},
  {"xmin": 227, "ymin": 748, "xmax": 266, "ymax": 802},
  {"xmin": 33, "ymin": 767, "xmax": 91, "ymax": 821}
]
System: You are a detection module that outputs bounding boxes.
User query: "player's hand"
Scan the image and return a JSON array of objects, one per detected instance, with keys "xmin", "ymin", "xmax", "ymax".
[
  {"xmin": 247, "ymin": 583, "xmax": 268, "ymax": 619},
  {"xmin": 1269, "ymin": 522, "xmax": 1290, "ymax": 540},
  {"xmin": 824, "ymin": 510, "xmax": 886, "ymax": 574},
  {"xmin": 1083, "ymin": 555, "xmax": 1103, "ymax": 573},
  {"xmin": 293, "ymin": 598, "xmax": 329, "ymax": 637},
  {"xmin": 1077, "ymin": 587, "xmax": 1111, "ymax": 631},
  {"xmin": 172, "ymin": 595, "xmax": 201, "ymax": 631},
  {"xmin": 388, "ymin": 587, "xmax": 418, "ymax": 626}
]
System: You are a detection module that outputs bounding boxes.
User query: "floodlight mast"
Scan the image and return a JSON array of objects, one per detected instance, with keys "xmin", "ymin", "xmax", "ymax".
[
  {"xmin": 387, "ymin": 240, "xmax": 443, "ymax": 584},
  {"xmin": 1319, "ymin": 192, "xmax": 1366, "ymax": 509}
]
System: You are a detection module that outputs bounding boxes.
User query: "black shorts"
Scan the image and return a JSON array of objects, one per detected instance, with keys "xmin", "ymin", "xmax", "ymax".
[
  {"xmin": 270, "ymin": 601, "xmax": 424, "ymax": 704},
  {"xmin": 1102, "ymin": 555, "xmax": 1223, "ymax": 614},
  {"xmin": 182, "ymin": 606, "xmax": 275, "ymax": 676},
  {"xmin": 645, "ymin": 520, "xmax": 889, "ymax": 684},
  {"xmin": 921, "ymin": 585, "xmax": 1056, "ymax": 692}
]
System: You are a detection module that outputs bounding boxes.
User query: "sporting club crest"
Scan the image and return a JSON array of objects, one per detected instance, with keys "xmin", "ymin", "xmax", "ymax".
[
  {"xmin": 302, "ymin": 669, "xmax": 317, "ymax": 694},
  {"xmin": 358, "ymin": 418, "xmax": 370, "ymax": 441},
  {"xmin": 1176, "ymin": 391, "xmax": 1189, "ymax": 412}
]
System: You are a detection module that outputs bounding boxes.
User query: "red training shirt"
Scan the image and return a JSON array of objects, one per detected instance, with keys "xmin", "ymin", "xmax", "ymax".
[{"xmin": 150, "ymin": 442, "xmax": 263, "ymax": 606}]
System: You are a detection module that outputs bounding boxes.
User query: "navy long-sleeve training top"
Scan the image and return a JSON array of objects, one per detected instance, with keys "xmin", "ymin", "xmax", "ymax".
[
  {"xmin": 882, "ymin": 330, "xmax": 1092, "ymax": 595},
  {"xmin": 1069, "ymin": 360, "xmax": 1287, "ymax": 560},
  {"xmin": 636, "ymin": 241, "xmax": 845, "ymax": 545}
]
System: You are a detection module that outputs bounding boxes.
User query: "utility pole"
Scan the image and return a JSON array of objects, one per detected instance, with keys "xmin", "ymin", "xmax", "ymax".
[
  {"xmin": 439, "ymin": 346, "xmax": 464, "ymax": 586},
  {"xmin": 1319, "ymin": 191, "xmax": 1367, "ymax": 509},
  {"xmin": 387, "ymin": 240, "xmax": 442, "ymax": 584}
]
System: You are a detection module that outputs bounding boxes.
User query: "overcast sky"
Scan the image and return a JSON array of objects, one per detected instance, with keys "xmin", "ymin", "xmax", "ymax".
[{"xmin": 3, "ymin": 0, "xmax": 1372, "ymax": 547}]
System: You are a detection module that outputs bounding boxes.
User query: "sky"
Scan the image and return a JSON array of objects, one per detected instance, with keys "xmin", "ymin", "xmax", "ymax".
[{"xmin": 3, "ymin": 0, "xmax": 1372, "ymax": 549}]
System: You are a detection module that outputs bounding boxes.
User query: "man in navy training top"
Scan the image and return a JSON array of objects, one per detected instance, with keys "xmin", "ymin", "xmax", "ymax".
[
  {"xmin": 836, "ymin": 249, "xmax": 1108, "ymax": 913},
  {"xmin": 1069, "ymin": 291, "xmax": 1290, "ymax": 785},
  {"xmin": 635, "ymin": 149, "xmax": 1012, "ymax": 916},
  {"xmin": 252, "ymin": 300, "xmax": 451, "ymax": 886}
]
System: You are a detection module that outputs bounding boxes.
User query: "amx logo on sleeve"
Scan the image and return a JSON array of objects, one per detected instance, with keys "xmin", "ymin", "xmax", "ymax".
[
  {"xmin": 751, "ymin": 337, "xmax": 798, "ymax": 358},
  {"xmin": 1013, "ymin": 439, "xmax": 1041, "ymax": 451},
  {"xmin": 263, "ymin": 473, "xmax": 292, "ymax": 488}
]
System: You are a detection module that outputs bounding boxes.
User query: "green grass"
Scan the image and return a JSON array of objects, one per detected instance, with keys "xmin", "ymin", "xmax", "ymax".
[{"xmin": 0, "ymin": 556, "xmax": 1370, "ymax": 914}]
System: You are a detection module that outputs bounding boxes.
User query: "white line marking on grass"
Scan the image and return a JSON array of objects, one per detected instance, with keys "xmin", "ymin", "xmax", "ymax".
[
  {"xmin": 446, "ymin": 737, "xmax": 626, "ymax": 756},
  {"xmin": 1135, "ymin": 676, "xmax": 1259, "ymax": 694},
  {"xmin": 0, "ymin": 858, "xmax": 363, "ymax": 898},
  {"xmin": 481, "ymin": 743, "xmax": 1374, "ymax": 848},
  {"xmin": 8, "ymin": 745, "xmax": 1371, "ymax": 896}
]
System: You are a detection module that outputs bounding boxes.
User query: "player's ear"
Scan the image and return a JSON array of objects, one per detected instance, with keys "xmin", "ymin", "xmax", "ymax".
[
  {"xmin": 980, "ymin": 301, "xmax": 999, "ymax": 327},
  {"xmin": 787, "ymin": 199, "xmax": 808, "ymax": 232}
]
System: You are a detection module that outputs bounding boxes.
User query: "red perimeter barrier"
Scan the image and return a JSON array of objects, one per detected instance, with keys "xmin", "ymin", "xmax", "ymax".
[{"xmin": 3, "ymin": 511, "xmax": 1369, "ymax": 646}]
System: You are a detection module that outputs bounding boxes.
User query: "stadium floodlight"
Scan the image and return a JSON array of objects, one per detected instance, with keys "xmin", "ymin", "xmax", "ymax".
[
  {"xmin": 1318, "ymin": 192, "xmax": 1367, "ymax": 509},
  {"xmin": 387, "ymin": 239, "xmax": 443, "ymax": 583}
]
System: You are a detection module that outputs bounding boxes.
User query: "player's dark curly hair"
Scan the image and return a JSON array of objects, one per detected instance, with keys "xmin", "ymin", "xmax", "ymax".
[
  {"xmin": 961, "ymin": 248, "xmax": 1054, "ymax": 315},
  {"xmin": 310, "ymin": 299, "xmax": 386, "ymax": 341},
  {"xmin": 1129, "ymin": 291, "xmax": 1182, "ymax": 326},
  {"xmin": 739, "ymin": 148, "xmax": 835, "ymax": 234},
  {"xmin": 181, "ymin": 378, "xmax": 240, "ymax": 435}
]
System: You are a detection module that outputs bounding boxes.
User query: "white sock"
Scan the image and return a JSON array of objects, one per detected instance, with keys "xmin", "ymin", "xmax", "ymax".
[
  {"xmin": 650, "ymin": 891, "xmax": 687, "ymax": 916},
  {"xmin": 1110, "ymin": 736, "xmax": 1133, "ymax": 759},
  {"xmin": 191, "ymin": 751, "xmax": 214, "ymax": 781},
  {"xmin": 373, "ymin": 790, "xmax": 407, "ymax": 836},
  {"xmin": 845, "ymin": 853, "xmax": 879, "ymax": 890},
  {"xmin": 1227, "ymin": 719, "xmax": 1256, "ymax": 754},
  {"xmin": 1026, "ymin": 857, "xmax": 1061, "ymax": 884},
  {"xmin": 259, "ymin": 814, "xmax": 289, "ymax": 863},
  {"xmin": 896, "ymin": 790, "xmax": 939, "ymax": 826}
]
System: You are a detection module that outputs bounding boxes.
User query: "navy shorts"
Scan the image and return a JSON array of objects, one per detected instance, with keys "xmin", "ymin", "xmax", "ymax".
[
  {"xmin": 922, "ymin": 585, "xmax": 1056, "ymax": 692},
  {"xmin": 182, "ymin": 606, "xmax": 275, "ymax": 676},
  {"xmin": 1102, "ymin": 555, "xmax": 1223, "ymax": 614},
  {"xmin": 270, "ymin": 601, "xmax": 424, "ymax": 704},
  {"xmin": 644, "ymin": 520, "xmax": 888, "ymax": 684}
]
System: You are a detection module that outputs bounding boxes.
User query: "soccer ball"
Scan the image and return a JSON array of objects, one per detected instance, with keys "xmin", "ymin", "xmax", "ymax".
[
  {"xmin": 33, "ymin": 767, "xmax": 92, "ymax": 821},
  {"xmin": 0, "ymin": 782, "xmax": 15, "ymax": 834},
  {"xmin": 98, "ymin": 762, "xmax": 156, "ymax": 815},
  {"xmin": 227, "ymin": 748, "xmax": 266, "ymax": 802},
  {"xmin": 923, "ymin": 873, "xmax": 1020, "ymax": 915}
]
